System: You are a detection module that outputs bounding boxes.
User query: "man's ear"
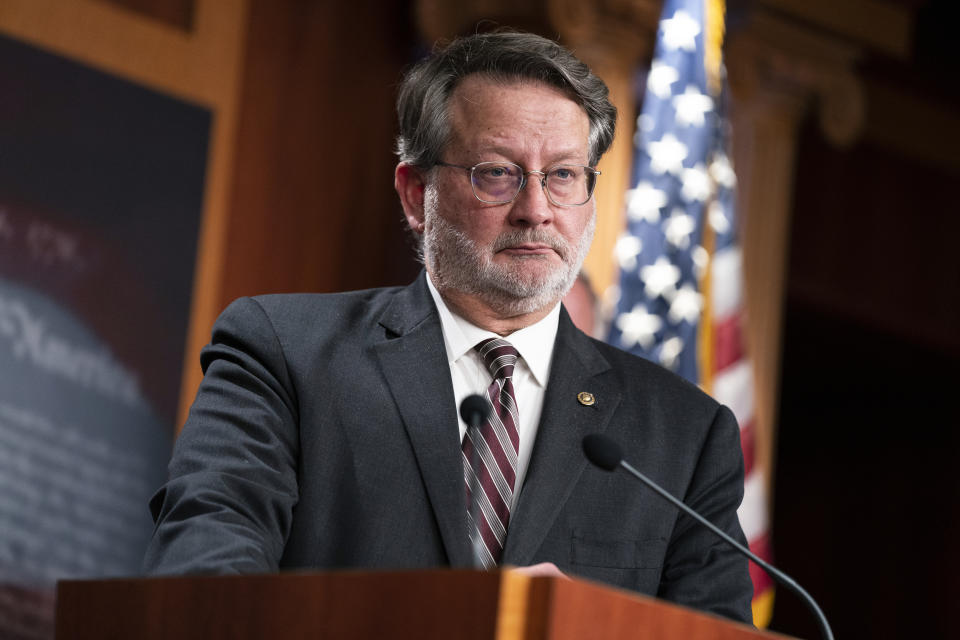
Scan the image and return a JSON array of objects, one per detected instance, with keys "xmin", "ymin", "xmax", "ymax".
[{"xmin": 395, "ymin": 163, "xmax": 427, "ymax": 233}]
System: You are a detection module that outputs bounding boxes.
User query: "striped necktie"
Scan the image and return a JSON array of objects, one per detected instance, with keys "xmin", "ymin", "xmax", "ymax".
[{"xmin": 462, "ymin": 337, "xmax": 520, "ymax": 567}]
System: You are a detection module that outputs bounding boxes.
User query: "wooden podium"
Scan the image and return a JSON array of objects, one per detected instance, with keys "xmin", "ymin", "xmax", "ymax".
[{"xmin": 56, "ymin": 570, "xmax": 792, "ymax": 639}]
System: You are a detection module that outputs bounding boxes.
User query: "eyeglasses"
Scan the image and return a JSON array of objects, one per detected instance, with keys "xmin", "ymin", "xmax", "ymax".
[{"xmin": 435, "ymin": 161, "xmax": 601, "ymax": 207}]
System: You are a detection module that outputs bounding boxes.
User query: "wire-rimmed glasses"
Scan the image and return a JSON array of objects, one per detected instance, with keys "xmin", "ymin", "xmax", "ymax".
[{"xmin": 435, "ymin": 161, "xmax": 600, "ymax": 207}]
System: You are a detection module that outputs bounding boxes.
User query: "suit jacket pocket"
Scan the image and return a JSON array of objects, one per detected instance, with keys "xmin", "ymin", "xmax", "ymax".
[{"xmin": 570, "ymin": 532, "xmax": 668, "ymax": 569}]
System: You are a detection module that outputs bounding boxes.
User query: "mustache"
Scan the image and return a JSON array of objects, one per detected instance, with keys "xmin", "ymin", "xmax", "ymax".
[{"xmin": 491, "ymin": 229, "xmax": 569, "ymax": 257}]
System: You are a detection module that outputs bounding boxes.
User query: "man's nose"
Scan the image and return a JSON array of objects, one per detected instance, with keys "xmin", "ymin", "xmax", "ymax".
[{"xmin": 508, "ymin": 172, "xmax": 554, "ymax": 226}]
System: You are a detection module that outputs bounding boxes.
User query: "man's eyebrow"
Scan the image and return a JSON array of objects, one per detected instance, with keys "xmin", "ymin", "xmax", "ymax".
[{"xmin": 468, "ymin": 145, "xmax": 589, "ymax": 165}]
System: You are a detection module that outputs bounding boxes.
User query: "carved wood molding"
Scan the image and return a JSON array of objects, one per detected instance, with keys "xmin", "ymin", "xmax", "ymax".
[
  {"xmin": 727, "ymin": 8, "xmax": 866, "ymax": 147},
  {"xmin": 415, "ymin": 0, "xmax": 661, "ymax": 62},
  {"xmin": 415, "ymin": 0, "xmax": 553, "ymax": 42},
  {"xmin": 756, "ymin": 0, "xmax": 912, "ymax": 59},
  {"xmin": 721, "ymin": 2, "xmax": 919, "ymax": 496},
  {"xmin": 547, "ymin": 0, "xmax": 660, "ymax": 67}
]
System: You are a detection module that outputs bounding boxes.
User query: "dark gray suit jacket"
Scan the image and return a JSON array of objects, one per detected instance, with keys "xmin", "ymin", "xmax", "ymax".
[{"xmin": 144, "ymin": 272, "xmax": 753, "ymax": 623}]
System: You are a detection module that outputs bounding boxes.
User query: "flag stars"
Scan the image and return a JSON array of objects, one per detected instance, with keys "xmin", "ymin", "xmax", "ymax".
[
  {"xmin": 668, "ymin": 283, "xmax": 703, "ymax": 325},
  {"xmin": 710, "ymin": 152, "xmax": 737, "ymax": 188},
  {"xmin": 692, "ymin": 245, "xmax": 710, "ymax": 280},
  {"xmin": 616, "ymin": 304, "xmax": 663, "ymax": 350},
  {"xmin": 663, "ymin": 209, "xmax": 696, "ymax": 249},
  {"xmin": 627, "ymin": 181, "xmax": 668, "ymax": 223},
  {"xmin": 640, "ymin": 256, "xmax": 681, "ymax": 299},
  {"xmin": 681, "ymin": 163, "xmax": 712, "ymax": 202},
  {"xmin": 615, "ymin": 234, "xmax": 643, "ymax": 271},
  {"xmin": 661, "ymin": 10, "xmax": 700, "ymax": 52},
  {"xmin": 673, "ymin": 86, "xmax": 713, "ymax": 127},
  {"xmin": 647, "ymin": 133, "xmax": 688, "ymax": 176},
  {"xmin": 659, "ymin": 336, "xmax": 684, "ymax": 370},
  {"xmin": 708, "ymin": 201, "xmax": 730, "ymax": 234},
  {"xmin": 647, "ymin": 60, "xmax": 679, "ymax": 99}
]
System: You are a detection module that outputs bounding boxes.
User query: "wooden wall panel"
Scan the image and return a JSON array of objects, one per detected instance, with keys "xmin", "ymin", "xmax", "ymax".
[
  {"xmin": 99, "ymin": 0, "xmax": 196, "ymax": 31},
  {"xmin": 218, "ymin": 0, "xmax": 419, "ymax": 310}
]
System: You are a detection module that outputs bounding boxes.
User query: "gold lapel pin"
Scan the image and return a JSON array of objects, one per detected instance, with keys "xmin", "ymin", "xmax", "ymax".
[{"xmin": 577, "ymin": 391, "xmax": 596, "ymax": 406}]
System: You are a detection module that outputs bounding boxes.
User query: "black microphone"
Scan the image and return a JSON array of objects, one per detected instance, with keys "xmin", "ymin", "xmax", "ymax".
[
  {"xmin": 460, "ymin": 394, "xmax": 491, "ymax": 427},
  {"xmin": 582, "ymin": 433, "xmax": 834, "ymax": 640},
  {"xmin": 460, "ymin": 394, "xmax": 491, "ymax": 569}
]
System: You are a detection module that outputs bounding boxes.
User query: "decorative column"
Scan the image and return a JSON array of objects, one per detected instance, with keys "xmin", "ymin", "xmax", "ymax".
[{"xmin": 725, "ymin": 8, "xmax": 866, "ymax": 491}]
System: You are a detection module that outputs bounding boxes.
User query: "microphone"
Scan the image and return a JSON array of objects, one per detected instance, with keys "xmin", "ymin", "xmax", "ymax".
[
  {"xmin": 582, "ymin": 433, "xmax": 834, "ymax": 640},
  {"xmin": 460, "ymin": 394, "xmax": 491, "ymax": 427},
  {"xmin": 460, "ymin": 394, "xmax": 491, "ymax": 569}
]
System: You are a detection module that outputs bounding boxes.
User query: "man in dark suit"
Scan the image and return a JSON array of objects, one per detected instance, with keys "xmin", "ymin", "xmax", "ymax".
[{"xmin": 144, "ymin": 31, "xmax": 753, "ymax": 624}]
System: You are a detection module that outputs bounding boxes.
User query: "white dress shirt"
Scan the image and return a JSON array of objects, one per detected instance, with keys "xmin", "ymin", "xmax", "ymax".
[{"xmin": 426, "ymin": 274, "xmax": 560, "ymax": 510}]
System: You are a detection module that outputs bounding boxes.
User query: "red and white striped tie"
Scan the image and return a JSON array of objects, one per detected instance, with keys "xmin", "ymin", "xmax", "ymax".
[{"xmin": 462, "ymin": 337, "xmax": 521, "ymax": 568}]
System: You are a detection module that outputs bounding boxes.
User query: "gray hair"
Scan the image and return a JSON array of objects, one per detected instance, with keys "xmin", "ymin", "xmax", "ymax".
[{"xmin": 395, "ymin": 31, "xmax": 617, "ymax": 169}]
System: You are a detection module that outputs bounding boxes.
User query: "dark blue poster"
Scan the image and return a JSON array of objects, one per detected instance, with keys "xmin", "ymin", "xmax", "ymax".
[{"xmin": 0, "ymin": 33, "xmax": 210, "ymax": 639}]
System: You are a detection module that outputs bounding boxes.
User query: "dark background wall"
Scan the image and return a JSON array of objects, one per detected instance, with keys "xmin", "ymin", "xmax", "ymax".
[
  {"xmin": 1, "ymin": 0, "xmax": 957, "ymax": 638},
  {"xmin": 769, "ymin": 1, "xmax": 960, "ymax": 637},
  {"xmin": 217, "ymin": 0, "xmax": 422, "ymax": 307}
]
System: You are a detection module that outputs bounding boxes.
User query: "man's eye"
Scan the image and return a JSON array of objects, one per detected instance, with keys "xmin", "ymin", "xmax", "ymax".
[
  {"xmin": 550, "ymin": 167, "xmax": 577, "ymax": 181},
  {"xmin": 477, "ymin": 165, "xmax": 516, "ymax": 180}
]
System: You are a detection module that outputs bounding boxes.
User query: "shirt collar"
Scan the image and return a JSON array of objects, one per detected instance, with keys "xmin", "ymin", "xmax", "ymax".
[{"xmin": 426, "ymin": 272, "xmax": 559, "ymax": 387}]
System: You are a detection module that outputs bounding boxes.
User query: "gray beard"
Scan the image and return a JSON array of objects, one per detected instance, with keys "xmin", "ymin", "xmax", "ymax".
[{"xmin": 421, "ymin": 189, "xmax": 595, "ymax": 317}]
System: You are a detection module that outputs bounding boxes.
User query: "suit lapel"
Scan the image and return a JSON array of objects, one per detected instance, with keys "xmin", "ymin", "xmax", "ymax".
[
  {"xmin": 503, "ymin": 310, "xmax": 623, "ymax": 565},
  {"xmin": 373, "ymin": 273, "xmax": 473, "ymax": 567}
]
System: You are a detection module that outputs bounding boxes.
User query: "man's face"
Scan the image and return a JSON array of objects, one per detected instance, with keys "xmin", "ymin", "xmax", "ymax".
[{"xmin": 421, "ymin": 76, "xmax": 596, "ymax": 318}]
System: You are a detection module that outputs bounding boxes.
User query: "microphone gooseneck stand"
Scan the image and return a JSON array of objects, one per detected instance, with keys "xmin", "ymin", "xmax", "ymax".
[{"xmin": 582, "ymin": 433, "xmax": 834, "ymax": 640}]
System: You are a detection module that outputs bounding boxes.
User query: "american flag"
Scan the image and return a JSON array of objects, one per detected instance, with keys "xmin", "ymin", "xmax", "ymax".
[{"xmin": 605, "ymin": 0, "xmax": 775, "ymax": 625}]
